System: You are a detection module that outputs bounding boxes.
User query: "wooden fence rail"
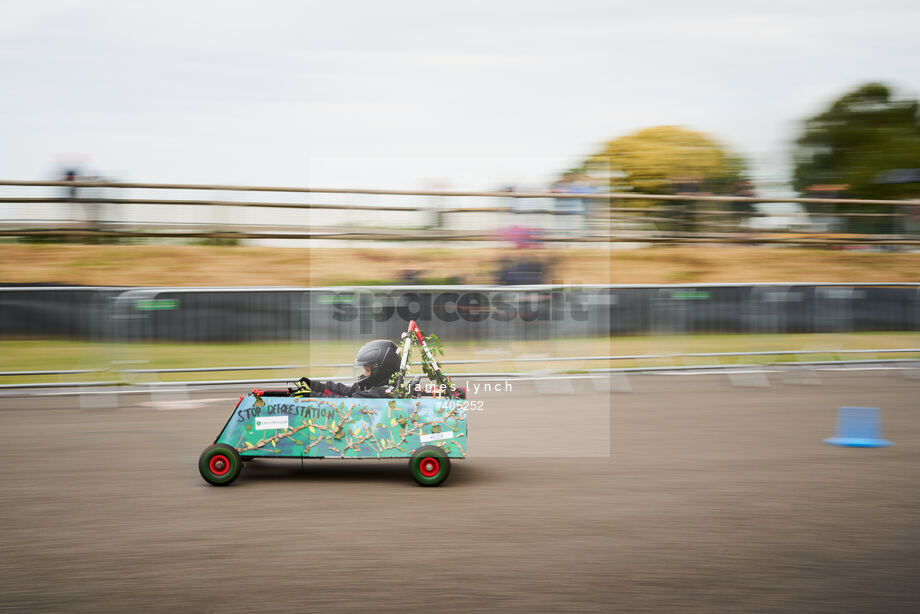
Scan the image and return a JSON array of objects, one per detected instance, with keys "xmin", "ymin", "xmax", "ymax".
[{"xmin": 1, "ymin": 179, "xmax": 917, "ymax": 245}]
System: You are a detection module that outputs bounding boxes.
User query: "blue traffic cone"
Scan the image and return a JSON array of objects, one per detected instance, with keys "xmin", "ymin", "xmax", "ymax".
[{"xmin": 824, "ymin": 406, "xmax": 893, "ymax": 448}]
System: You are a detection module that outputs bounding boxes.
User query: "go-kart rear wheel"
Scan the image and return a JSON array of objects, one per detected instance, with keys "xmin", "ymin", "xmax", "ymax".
[
  {"xmin": 199, "ymin": 444, "xmax": 242, "ymax": 486},
  {"xmin": 409, "ymin": 445, "xmax": 451, "ymax": 487}
]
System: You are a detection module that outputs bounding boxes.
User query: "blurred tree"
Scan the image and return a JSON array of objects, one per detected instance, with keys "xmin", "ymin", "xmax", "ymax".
[
  {"xmin": 793, "ymin": 83, "xmax": 920, "ymax": 233},
  {"xmin": 580, "ymin": 126, "xmax": 749, "ymax": 232},
  {"xmin": 583, "ymin": 125, "xmax": 748, "ymax": 195}
]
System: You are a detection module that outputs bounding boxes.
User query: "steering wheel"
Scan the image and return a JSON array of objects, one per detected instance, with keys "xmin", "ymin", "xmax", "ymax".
[{"xmin": 290, "ymin": 377, "xmax": 310, "ymax": 396}]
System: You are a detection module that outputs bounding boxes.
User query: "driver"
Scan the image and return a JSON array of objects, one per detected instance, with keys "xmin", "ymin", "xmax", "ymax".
[{"xmin": 298, "ymin": 339, "xmax": 400, "ymax": 398}]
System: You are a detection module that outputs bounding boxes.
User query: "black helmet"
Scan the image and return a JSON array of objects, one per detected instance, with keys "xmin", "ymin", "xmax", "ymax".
[{"xmin": 354, "ymin": 339, "xmax": 400, "ymax": 389}]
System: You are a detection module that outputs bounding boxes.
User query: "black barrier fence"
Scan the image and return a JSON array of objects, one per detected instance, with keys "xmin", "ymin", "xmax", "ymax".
[{"xmin": 0, "ymin": 285, "xmax": 918, "ymax": 342}]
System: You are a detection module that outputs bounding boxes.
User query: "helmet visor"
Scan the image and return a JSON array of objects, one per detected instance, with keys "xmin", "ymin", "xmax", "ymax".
[{"xmin": 353, "ymin": 361, "xmax": 373, "ymax": 382}]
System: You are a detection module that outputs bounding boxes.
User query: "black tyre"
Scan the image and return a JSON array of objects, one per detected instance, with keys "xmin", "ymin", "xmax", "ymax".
[
  {"xmin": 409, "ymin": 445, "xmax": 451, "ymax": 486},
  {"xmin": 198, "ymin": 444, "xmax": 242, "ymax": 486}
]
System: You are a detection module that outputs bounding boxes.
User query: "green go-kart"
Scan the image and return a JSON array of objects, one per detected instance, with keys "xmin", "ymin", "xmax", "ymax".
[{"xmin": 198, "ymin": 321, "xmax": 467, "ymax": 487}]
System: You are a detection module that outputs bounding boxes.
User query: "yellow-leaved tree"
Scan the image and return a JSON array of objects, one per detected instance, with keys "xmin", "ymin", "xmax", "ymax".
[{"xmin": 582, "ymin": 125, "xmax": 748, "ymax": 196}]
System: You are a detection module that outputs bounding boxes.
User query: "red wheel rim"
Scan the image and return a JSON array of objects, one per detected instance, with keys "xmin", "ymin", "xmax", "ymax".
[
  {"xmin": 209, "ymin": 454, "xmax": 231, "ymax": 476},
  {"xmin": 419, "ymin": 457, "xmax": 440, "ymax": 477}
]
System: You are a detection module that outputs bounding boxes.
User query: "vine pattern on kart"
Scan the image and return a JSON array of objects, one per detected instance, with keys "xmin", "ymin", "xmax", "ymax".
[{"xmin": 219, "ymin": 396, "xmax": 467, "ymax": 459}]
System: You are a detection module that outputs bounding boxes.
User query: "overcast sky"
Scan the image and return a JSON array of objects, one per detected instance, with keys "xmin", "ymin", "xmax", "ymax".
[{"xmin": 2, "ymin": 0, "xmax": 918, "ymax": 192}]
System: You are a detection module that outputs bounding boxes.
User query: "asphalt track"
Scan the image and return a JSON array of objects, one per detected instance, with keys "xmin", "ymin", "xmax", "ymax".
[{"xmin": 0, "ymin": 372, "xmax": 917, "ymax": 613}]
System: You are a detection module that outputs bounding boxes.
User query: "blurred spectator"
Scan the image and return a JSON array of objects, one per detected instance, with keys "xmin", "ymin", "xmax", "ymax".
[
  {"xmin": 59, "ymin": 167, "xmax": 111, "ymax": 241},
  {"xmin": 729, "ymin": 179, "xmax": 757, "ymax": 231},
  {"xmin": 874, "ymin": 169, "xmax": 920, "ymax": 238},
  {"xmin": 551, "ymin": 172, "xmax": 592, "ymax": 237},
  {"xmin": 905, "ymin": 195, "xmax": 920, "ymax": 240},
  {"xmin": 495, "ymin": 258, "xmax": 547, "ymax": 285},
  {"xmin": 61, "ymin": 167, "xmax": 80, "ymax": 201},
  {"xmin": 426, "ymin": 180, "xmax": 448, "ymax": 230},
  {"xmin": 81, "ymin": 174, "xmax": 105, "ymax": 236},
  {"xmin": 399, "ymin": 269, "xmax": 420, "ymax": 284},
  {"xmin": 497, "ymin": 184, "xmax": 546, "ymax": 248},
  {"xmin": 498, "ymin": 225, "xmax": 543, "ymax": 249},
  {"xmin": 496, "ymin": 186, "xmax": 549, "ymax": 285},
  {"xmin": 502, "ymin": 184, "xmax": 519, "ymax": 223},
  {"xmin": 668, "ymin": 175, "xmax": 708, "ymax": 234},
  {"xmin": 806, "ymin": 184, "xmax": 849, "ymax": 233},
  {"xmin": 59, "ymin": 167, "xmax": 83, "ymax": 241}
]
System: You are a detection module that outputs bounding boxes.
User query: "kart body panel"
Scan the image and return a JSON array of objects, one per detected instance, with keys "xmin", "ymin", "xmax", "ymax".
[{"xmin": 216, "ymin": 393, "xmax": 468, "ymax": 459}]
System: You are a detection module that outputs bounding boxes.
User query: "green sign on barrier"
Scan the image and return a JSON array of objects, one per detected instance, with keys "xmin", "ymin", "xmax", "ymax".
[
  {"xmin": 318, "ymin": 295, "xmax": 356, "ymax": 304},
  {"xmin": 670, "ymin": 291, "xmax": 710, "ymax": 300},
  {"xmin": 135, "ymin": 299, "xmax": 179, "ymax": 311}
]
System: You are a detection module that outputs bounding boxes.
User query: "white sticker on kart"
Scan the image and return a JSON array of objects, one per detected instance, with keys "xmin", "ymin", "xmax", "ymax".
[
  {"xmin": 255, "ymin": 416, "xmax": 289, "ymax": 430},
  {"xmin": 420, "ymin": 431, "xmax": 454, "ymax": 443}
]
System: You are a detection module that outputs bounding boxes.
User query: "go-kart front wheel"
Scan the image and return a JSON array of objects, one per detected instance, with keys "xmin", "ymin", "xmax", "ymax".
[
  {"xmin": 409, "ymin": 445, "xmax": 451, "ymax": 486},
  {"xmin": 199, "ymin": 444, "xmax": 242, "ymax": 486}
]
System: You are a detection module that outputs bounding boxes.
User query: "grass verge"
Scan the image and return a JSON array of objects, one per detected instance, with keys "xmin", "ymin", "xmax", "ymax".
[{"xmin": 0, "ymin": 332, "xmax": 916, "ymax": 386}]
